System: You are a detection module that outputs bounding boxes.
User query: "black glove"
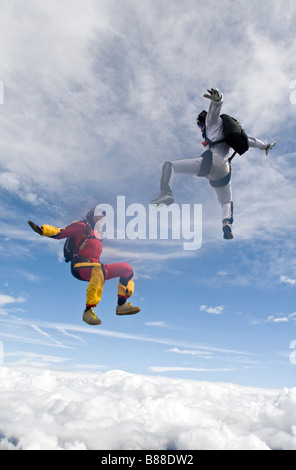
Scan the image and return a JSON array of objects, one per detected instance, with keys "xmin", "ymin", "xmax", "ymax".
[{"xmin": 28, "ymin": 220, "xmax": 42, "ymax": 235}]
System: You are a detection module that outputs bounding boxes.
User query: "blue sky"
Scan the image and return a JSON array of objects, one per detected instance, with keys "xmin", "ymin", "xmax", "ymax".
[{"xmin": 1, "ymin": 0, "xmax": 296, "ymax": 390}]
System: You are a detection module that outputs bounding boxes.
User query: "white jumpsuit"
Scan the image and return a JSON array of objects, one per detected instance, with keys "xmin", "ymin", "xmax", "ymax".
[{"xmin": 165, "ymin": 95, "xmax": 268, "ymax": 222}]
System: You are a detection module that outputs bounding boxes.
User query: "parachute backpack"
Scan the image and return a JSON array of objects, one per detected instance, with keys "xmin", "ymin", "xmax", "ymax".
[
  {"xmin": 63, "ymin": 236, "xmax": 77, "ymax": 263},
  {"xmin": 63, "ymin": 221, "xmax": 92, "ymax": 263},
  {"xmin": 198, "ymin": 110, "xmax": 249, "ymax": 157},
  {"xmin": 220, "ymin": 114, "xmax": 249, "ymax": 157}
]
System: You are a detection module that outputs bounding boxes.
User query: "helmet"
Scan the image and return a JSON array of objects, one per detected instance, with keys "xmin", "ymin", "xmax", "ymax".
[
  {"xmin": 85, "ymin": 207, "xmax": 95, "ymax": 223},
  {"xmin": 85, "ymin": 207, "xmax": 106, "ymax": 222},
  {"xmin": 197, "ymin": 110, "xmax": 207, "ymax": 127}
]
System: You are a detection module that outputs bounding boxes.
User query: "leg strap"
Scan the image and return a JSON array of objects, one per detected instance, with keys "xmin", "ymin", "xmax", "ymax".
[
  {"xmin": 210, "ymin": 168, "xmax": 231, "ymax": 188},
  {"xmin": 197, "ymin": 150, "xmax": 213, "ymax": 177}
]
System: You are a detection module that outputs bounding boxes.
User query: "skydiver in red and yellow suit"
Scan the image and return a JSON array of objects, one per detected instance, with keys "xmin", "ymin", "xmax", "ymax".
[{"xmin": 28, "ymin": 208, "xmax": 140, "ymax": 326}]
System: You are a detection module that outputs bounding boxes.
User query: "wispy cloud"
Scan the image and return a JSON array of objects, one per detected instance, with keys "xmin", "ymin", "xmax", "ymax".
[
  {"xmin": 200, "ymin": 305, "xmax": 224, "ymax": 315},
  {"xmin": 149, "ymin": 366, "xmax": 231, "ymax": 373},
  {"xmin": 0, "ymin": 294, "xmax": 26, "ymax": 306},
  {"xmin": 145, "ymin": 321, "xmax": 167, "ymax": 328},
  {"xmin": 56, "ymin": 327, "xmax": 87, "ymax": 344},
  {"xmin": 280, "ymin": 276, "xmax": 296, "ymax": 286},
  {"xmin": 144, "ymin": 321, "xmax": 184, "ymax": 331},
  {"xmin": 5, "ymin": 351, "xmax": 71, "ymax": 367},
  {"xmin": 0, "ymin": 315, "xmax": 252, "ymax": 358},
  {"xmin": 267, "ymin": 312, "xmax": 296, "ymax": 324},
  {"xmin": 168, "ymin": 347, "xmax": 213, "ymax": 359},
  {"xmin": 30, "ymin": 324, "xmax": 67, "ymax": 348},
  {"xmin": 1, "ymin": 0, "xmax": 295, "ymax": 217},
  {"xmin": 0, "ymin": 294, "xmax": 27, "ymax": 315},
  {"xmin": 267, "ymin": 316, "xmax": 289, "ymax": 323}
]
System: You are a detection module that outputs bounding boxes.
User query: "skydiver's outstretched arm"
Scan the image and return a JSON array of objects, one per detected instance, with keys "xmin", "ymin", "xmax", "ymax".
[
  {"xmin": 28, "ymin": 220, "xmax": 42, "ymax": 235},
  {"xmin": 204, "ymin": 88, "xmax": 223, "ymax": 127},
  {"xmin": 28, "ymin": 220, "xmax": 64, "ymax": 237},
  {"xmin": 28, "ymin": 220, "xmax": 85, "ymax": 238},
  {"xmin": 248, "ymin": 137, "xmax": 276, "ymax": 156}
]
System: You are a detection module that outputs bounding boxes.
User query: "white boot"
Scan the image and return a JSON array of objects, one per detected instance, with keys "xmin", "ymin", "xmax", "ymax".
[
  {"xmin": 150, "ymin": 193, "xmax": 174, "ymax": 206},
  {"xmin": 222, "ymin": 219, "xmax": 234, "ymax": 240}
]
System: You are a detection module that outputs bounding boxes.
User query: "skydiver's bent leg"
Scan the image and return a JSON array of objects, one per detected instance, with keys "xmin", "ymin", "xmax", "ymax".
[
  {"xmin": 104, "ymin": 262, "xmax": 140, "ymax": 315},
  {"xmin": 71, "ymin": 262, "xmax": 105, "ymax": 325},
  {"xmin": 72, "ymin": 262, "xmax": 105, "ymax": 307},
  {"xmin": 150, "ymin": 157, "xmax": 203, "ymax": 206}
]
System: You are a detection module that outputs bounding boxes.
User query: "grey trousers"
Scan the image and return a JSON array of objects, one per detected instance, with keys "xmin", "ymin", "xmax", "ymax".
[{"xmin": 160, "ymin": 151, "xmax": 233, "ymax": 222}]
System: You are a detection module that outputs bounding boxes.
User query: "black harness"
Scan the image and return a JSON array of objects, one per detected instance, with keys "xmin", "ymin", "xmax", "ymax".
[{"xmin": 199, "ymin": 127, "xmax": 236, "ymax": 188}]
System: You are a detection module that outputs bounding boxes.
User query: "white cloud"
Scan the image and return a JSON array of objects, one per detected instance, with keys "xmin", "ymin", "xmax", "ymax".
[
  {"xmin": 5, "ymin": 351, "xmax": 71, "ymax": 368},
  {"xmin": 0, "ymin": 0, "xmax": 295, "ymax": 257},
  {"xmin": 267, "ymin": 315, "xmax": 289, "ymax": 323},
  {"xmin": 0, "ymin": 315, "xmax": 252, "ymax": 359},
  {"xmin": 30, "ymin": 324, "xmax": 65, "ymax": 347},
  {"xmin": 149, "ymin": 366, "xmax": 230, "ymax": 373},
  {"xmin": 267, "ymin": 312, "xmax": 296, "ymax": 324},
  {"xmin": 0, "ymin": 294, "xmax": 26, "ymax": 307},
  {"xmin": 0, "ymin": 172, "xmax": 20, "ymax": 192},
  {"xmin": 168, "ymin": 347, "xmax": 213, "ymax": 358},
  {"xmin": 200, "ymin": 305, "xmax": 224, "ymax": 315},
  {"xmin": 145, "ymin": 321, "xmax": 167, "ymax": 327},
  {"xmin": 0, "ymin": 2, "xmax": 295, "ymax": 429},
  {"xmin": 0, "ymin": 366, "xmax": 296, "ymax": 450},
  {"xmin": 280, "ymin": 276, "xmax": 296, "ymax": 286}
]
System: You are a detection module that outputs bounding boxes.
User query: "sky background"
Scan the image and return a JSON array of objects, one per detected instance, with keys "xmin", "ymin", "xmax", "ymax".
[{"xmin": 1, "ymin": 0, "xmax": 296, "ymax": 412}]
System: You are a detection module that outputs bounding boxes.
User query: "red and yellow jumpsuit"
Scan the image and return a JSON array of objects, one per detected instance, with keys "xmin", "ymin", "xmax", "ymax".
[{"xmin": 41, "ymin": 221, "xmax": 135, "ymax": 308}]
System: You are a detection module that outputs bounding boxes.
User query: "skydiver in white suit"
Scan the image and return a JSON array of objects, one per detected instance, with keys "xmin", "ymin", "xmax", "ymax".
[{"xmin": 150, "ymin": 88, "xmax": 276, "ymax": 239}]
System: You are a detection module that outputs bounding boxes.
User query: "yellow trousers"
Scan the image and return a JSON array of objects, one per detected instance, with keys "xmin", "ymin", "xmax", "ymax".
[{"xmin": 72, "ymin": 262, "xmax": 135, "ymax": 307}]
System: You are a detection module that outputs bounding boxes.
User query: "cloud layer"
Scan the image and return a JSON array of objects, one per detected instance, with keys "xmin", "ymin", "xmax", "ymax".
[
  {"xmin": 1, "ymin": 0, "xmax": 296, "ymax": 258},
  {"xmin": 0, "ymin": 366, "xmax": 296, "ymax": 450}
]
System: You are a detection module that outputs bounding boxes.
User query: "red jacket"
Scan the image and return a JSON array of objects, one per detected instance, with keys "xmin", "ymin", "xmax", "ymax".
[{"xmin": 42, "ymin": 221, "xmax": 102, "ymax": 263}]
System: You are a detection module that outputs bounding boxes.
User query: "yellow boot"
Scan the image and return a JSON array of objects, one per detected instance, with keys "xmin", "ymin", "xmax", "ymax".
[{"xmin": 83, "ymin": 307, "xmax": 102, "ymax": 325}]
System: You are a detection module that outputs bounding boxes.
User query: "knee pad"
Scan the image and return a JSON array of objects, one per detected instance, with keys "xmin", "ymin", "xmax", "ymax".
[{"xmin": 118, "ymin": 275, "xmax": 135, "ymax": 298}]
